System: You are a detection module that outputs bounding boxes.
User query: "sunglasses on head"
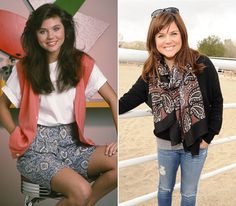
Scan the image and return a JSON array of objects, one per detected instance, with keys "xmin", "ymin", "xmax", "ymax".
[{"xmin": 151, "ymin": 7, "xmax": 179, "ymax": 18}]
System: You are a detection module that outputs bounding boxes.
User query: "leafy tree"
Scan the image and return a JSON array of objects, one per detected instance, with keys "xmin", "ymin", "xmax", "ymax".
[
  {"xmin": 197, "ymin": 35, "xmax": 225, "ymax": 57},
  {"xmin": 119, "ymin": 41, "xmax": 146, "ymax": 50},
  {"xmin": 224, "ymin": 39, "xmax": 236, "ymax": 58}
]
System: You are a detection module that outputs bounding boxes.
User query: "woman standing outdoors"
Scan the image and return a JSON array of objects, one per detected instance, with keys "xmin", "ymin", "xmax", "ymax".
[
  {"xmin": 0, "ymin": 3, "xmax": 117, "ymax": 206},
  {"xmin": 119, "ymin": 7, "xmax": 223, "ymax": 206}
]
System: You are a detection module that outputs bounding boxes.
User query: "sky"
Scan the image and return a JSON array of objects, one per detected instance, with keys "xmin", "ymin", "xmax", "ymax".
[{"xmin": 118, "ymin": 0, "xmax": 236, "ymax": 49}]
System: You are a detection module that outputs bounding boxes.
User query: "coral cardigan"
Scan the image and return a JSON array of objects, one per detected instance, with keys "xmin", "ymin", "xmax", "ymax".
[{"xmin": 9, "ymin": 55, "xmax": 95, "ymax": 159}]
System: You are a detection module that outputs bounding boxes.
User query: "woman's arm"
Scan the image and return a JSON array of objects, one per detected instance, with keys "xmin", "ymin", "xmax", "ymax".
[
  {"xmin": 119, "ymin": 76, "xmax": 149, "ymax": 114},
  {"xmin": 98, "ymin": 82, "xmax": 117, "ymax": 129},
  {"xmin": 200, "ymin": 56, "xmax": 223, "ymax": 144},
  {"xmin": 0, "ymin": 93, "xmax": 16, "ymax": 134},
  {"xmin": 98, "ymin": 82, "xmax": 117, "ymax": 156}
]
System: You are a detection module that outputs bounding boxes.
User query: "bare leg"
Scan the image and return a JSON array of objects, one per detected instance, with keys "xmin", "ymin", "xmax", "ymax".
[
  {"xmin": 51, "ymin": 168, "xmax": 92, "ymax": 206},
  {"xmin": 87, "ymin": 145, "xmax": 117, "ymax": 206},
  {"xmin": 50, "ymin": 145, "xmax": 117, "ymax": 206}
]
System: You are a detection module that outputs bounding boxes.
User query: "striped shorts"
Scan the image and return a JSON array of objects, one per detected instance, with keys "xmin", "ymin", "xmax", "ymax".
[{"xmin": 17, "ymin": 123, "xmax": 96, "ymax": 190}]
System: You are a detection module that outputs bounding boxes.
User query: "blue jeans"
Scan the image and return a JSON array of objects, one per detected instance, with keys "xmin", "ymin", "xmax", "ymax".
[{"xmin": 157, "ymin": 148, "xmax": 208, "ymax": 206}]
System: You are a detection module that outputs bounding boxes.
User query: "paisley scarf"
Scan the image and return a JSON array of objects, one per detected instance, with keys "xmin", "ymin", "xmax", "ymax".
[{"xmin": 149, "ymin": 63, "xmax": 208, "ymax": 148}]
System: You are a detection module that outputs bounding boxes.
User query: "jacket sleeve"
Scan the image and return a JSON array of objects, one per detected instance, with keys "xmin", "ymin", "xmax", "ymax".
[
  {"xmin": 119, "ymin": 76, "xmax": 149, "ymax": 114},
  {"xmin": 201, "ymin": 57, "xmax": 223, "ymax": 143}
]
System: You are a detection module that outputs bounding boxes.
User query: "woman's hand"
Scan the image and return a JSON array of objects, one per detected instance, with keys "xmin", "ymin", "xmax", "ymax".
[
  {"xmin": 200, "ymin": 139, "xmax": 209, "ymax": 149},
  {"xmin": 105, "ymin": 142, "xmax": 117, "ymax": 156}
]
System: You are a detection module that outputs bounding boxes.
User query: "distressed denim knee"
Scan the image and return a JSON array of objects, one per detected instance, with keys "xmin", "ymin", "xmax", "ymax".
[
  {"xmin": 159, "ymin": 186, "xmax": 172, "ymax": 193},
  {"xmin": 180, "ymin": 191, "xmax": 197, "ymax": 206},
  {"xmin": 158, "ymin": 186, "xmax": 173, "ymax": 206}
]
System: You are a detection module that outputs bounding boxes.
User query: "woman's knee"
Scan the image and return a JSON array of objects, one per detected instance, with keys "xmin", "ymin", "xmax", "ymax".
[
  {"xmin": 107, "ymin": 167, "xmax": 117, "ymax": 185},
  {"xmin": 158, "ymin": 185, "xmax": 173, "ymax": 195},
  {"xmin": 68, "ymin": 183, "xmax": 92, "ymax": 206},
  {"xmin": 110, "ymin": 154, "xmax": 118, "ymax": 170},
  {"xmin": 107, "ymin": 154, "xmax": 117, "ymax": 182},
  {"xmin": 180, "ymin": 186, "xmax": 197, "ymax": 199}
]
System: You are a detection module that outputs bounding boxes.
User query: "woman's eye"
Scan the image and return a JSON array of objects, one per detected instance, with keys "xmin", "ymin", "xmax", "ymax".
[
  {"xmin": 157, "ymin": 34, "xmax": 164, "ymax": 38},
  {"xmin": 53, "ymin": 27, "xmax": 60, "ymax": 32},
  {"xmin": 38, "ymin": 30, "xmax": 46, "ymax": 35}
]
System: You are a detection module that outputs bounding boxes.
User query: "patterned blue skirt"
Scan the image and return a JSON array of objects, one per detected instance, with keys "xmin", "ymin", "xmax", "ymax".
[{"xmin": 17, "ymin": 123, "xmax": 96, "ymax": 190}]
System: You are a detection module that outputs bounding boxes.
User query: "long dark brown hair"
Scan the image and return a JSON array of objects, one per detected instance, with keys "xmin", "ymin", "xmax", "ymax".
[
  {"xmin": 21, "ymin": 3, "xmax": 84, "ymax": 94},
  {"xmin": 142, "ymin": 11, "xmax": 204, "ymax": 81}
]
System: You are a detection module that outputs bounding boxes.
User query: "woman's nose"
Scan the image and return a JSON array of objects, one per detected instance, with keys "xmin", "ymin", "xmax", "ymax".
[
  {"xmin": 47, "ymin": 31, "xmax": 54, "ymax": 39},
  {"xmin": 164, "ymin": 35, "xmax": 172, "ymax": 43}
]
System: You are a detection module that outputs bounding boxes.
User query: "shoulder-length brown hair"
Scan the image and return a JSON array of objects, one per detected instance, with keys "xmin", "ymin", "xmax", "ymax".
[{"xmin": 142, "ymin": 11, "xmax": 204, "ymax": 81}]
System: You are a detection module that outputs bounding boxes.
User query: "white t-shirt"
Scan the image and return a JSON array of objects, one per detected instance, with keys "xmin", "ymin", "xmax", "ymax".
[{"xmin": 2, "ymin": 61, "xmax": 107, "ymax": 126}]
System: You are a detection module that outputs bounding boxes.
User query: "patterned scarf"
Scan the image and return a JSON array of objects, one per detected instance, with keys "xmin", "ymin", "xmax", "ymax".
[{"xmin": 149, "ymin": 63, "xmax": 208, "ymax": 147}]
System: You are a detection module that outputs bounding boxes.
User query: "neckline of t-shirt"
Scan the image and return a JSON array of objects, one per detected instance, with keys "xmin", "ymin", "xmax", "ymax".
[{"xmin": 49, "ymin": 61, "xmax": 58, "ymax": 66}]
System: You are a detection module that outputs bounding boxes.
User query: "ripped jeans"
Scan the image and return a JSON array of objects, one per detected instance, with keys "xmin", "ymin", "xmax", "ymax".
[{"xmin": 157, "ymin": 148, "xmax": 208, "ymax": 206}]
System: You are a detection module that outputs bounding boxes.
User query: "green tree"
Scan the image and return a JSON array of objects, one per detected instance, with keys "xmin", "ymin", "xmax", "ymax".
[
  {"xmin": 197, "ymin": 35, "xmax": 225, "ymax": 57},
  {"xmin": 224, "ymin": 39, "xmax": 236, "ymax": 58},
  {"xmin": 120, "ymin": 41, "xmax": 146, "ymax": 50}
]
